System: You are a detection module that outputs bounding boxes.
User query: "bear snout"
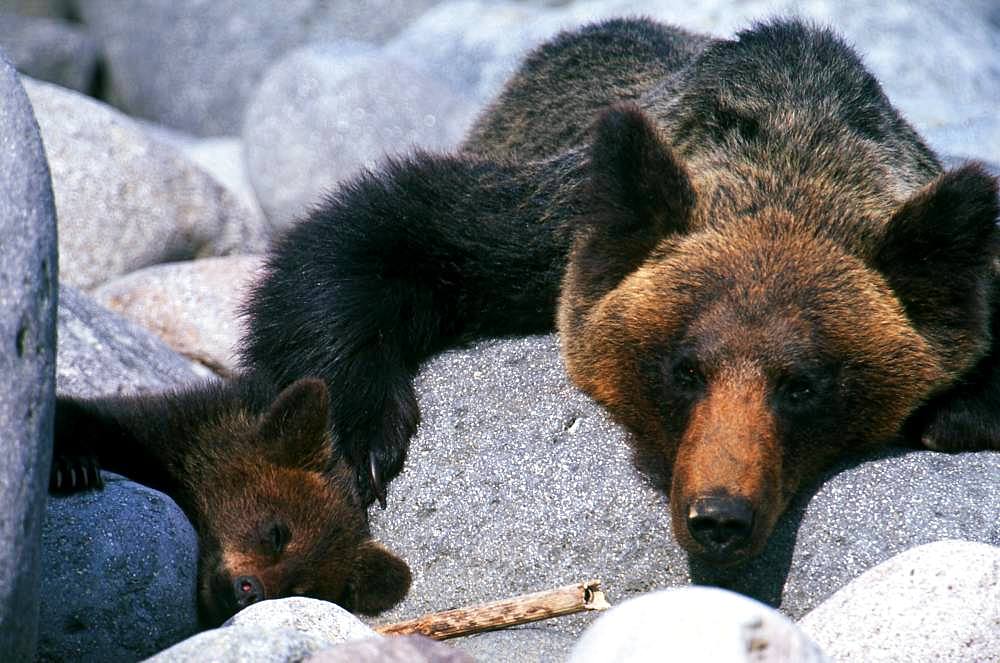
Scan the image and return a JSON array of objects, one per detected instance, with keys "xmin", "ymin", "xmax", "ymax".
[
  {"xmin": 686, "ymin": 494, "xmax": 755, "ymax": 560},
  {"xmin": 233, "ymin": 574, "xmax": 266, "ymax": 610}
]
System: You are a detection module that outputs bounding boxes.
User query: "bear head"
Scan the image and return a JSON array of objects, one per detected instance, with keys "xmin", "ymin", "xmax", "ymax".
[
  {"xmin": 560, "ymin": 104, "xmax": 999, "ymax": 566},
  {"xmin": 184, "ymin": 378, "xmax": 411, "ymax": 626}
]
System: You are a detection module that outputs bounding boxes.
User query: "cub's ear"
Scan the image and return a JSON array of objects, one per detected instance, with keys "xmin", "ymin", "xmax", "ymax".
[
  {"xmin": 258, "ymin": 378, "xmax": 331, "ymax": 471},
  {"xmin": 587, "ymin": 102, "xmax": 695, "ymax": 236},
  {"xmin": 874, "ymin": 163, "xmax": 999, "ymax": 345},
  {"xmin": 341, "ymin": 539, "xmax": 412, "ymax": 615}
]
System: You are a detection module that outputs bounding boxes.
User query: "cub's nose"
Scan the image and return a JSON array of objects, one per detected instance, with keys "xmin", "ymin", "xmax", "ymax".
[
  {"xmin": 687, "ymin": 495, "xmax": 754, "ymax": 557},
  {"xmin": 233, "ymin": 575, "xmax": 265, "ymax": 609}
]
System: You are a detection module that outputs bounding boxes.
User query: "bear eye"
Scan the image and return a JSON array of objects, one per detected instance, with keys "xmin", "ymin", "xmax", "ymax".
[
  {"xmin": 779, "ymin": 373, "xmax": 826, "ymax": 409},
  {"xmin": 670, "ymin": 356, "xmax": 705, "ymax": 393},
  {"xmin": 262, "ymin": 521, "xmax": 292, "ymax": 555}
]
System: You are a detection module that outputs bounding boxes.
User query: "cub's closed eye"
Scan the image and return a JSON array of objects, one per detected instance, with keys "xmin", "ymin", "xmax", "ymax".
[{"xmin": 263, "ymin": 521, "xmax": 292, "ymax": 554}]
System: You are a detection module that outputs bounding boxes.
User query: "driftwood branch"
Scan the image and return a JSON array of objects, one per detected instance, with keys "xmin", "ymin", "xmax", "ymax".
[{"xmin": 374, "ymin": 580, "xmax": 610, "ymax": 640}]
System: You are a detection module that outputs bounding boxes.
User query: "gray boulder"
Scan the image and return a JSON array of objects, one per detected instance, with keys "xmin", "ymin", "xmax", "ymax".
[
  {"xmin": 23, "ymin": 78, "xmax": 262, "ymax": 290},
  {"xmin": 146, "ymin": 626, "xmax": 331, "ymax": 663},
  {"xmin": 0, "ymin": 13, "xmax": 100, "ymax": 93},
  {"xmin": 223, "ymin": 597, "xmax": 378, "ymax": 645},
  {"xmin": 0, "ymin": 50, "xmax": 58, "ymax": 662},
  {"xmin": 568, "ymin": 587, "xmax": 828, "ymax": 662},
  {"xmin": 57, "ymin": 285, "xmax": 209, "ymax": 399},
  {"xmin": 180, "ymin": 137, "xmax": 269, "ymax": 234},
  {"xmin": 369, "ymin": 335, "xmax": 1000, "ymax": 660},
  {"xmin": 93, "ymin": 256, "xmax": 265, "ymax": 374},
  {"xmin": 37, "ymin": 474, "xmax": 199, "ymax": 663},
  {"xmin": 798, "ymin": 540, "xmax": 1000, "ymax": 662},
  {"xmin": 383, "ymin": 0, "xmax": 567, "ymax": 104},
  {"xmin": 243, "ymin": 43, "xmax": 478, "ymax": 227},
  {"xmin": 75, "ymin": 0, "xmax": 443, "ymax": 136}
]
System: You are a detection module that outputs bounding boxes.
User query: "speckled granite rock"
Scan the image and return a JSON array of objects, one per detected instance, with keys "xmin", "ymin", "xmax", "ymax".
[
  {"xmin": 308, "ymin": 635, "xmax": 476, "ymax": 663},
  {"xmin": 23, "ymin": 78, "xmax": 261, "ymax": 289},
  {"xmin": 93, "ymin": 256, "xmax": 265, "ymax": 374},
  {"xmin": 0, "ymin": 14, "xmax": 100, "ymax": 93},
  {"xmin": 56, "ymin": 286, "xmax": 209, "ymax": 398},
  {"xmin": 369, "ymin": 335, "xmax": 1000, "ymax": 661},
  {"xmin": 37, "ymin": 474, "xmax": 199, "ymax": 662},
  {"xmin": 0, "ymin": 48, "xmax": 58, "ymax": 662},
  {"xmin": 224, "ymin": 597, "xmax": 378, "ymax": 645},
  {"xmin": 244, "ymin": 43, "xmax": 478, "ymax": 227},
  {"xmin": 798, "ymin": 540, "xmax": 1000, "ymax": 662},
  {"xmin": 146, "ymin": 625, "xmax": 331, "ymax": 663},
  {"xmin": 76, "ymin": 0, "xmax": 443, "ymax": 136}
]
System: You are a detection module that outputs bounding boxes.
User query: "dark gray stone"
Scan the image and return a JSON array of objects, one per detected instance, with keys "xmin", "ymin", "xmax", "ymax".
[
  {"xmin": 0, "ymin": 13, "xmax": 100, "ymax": 92},
  {"xmin": 0, "ymin": 49, "xmax": 57, "ymax": 661},
  {"xmin": 243, "ymin": 43, "xmax": 478, "ymax": 227},
  {"xmin": 309, "ymin": 635, "xmax": 476, "ymax": 663},
  {"xmin": 75, "ymin": 0, "xmax": 442, "ymax": 136},
  {"xmin": 369, "ymin": 336, "xmax": 1000, "ymax": 660},
  {"xmin": 37, "ymin": 474, "xmax": 199, "ymax": 662},
  {"xmin": 23, "ymin": 78, "xmax": 265, "ymax": 290},
  {"xmin": 56, "ymin": 285, "xmax": 210, "ymax": 399}
]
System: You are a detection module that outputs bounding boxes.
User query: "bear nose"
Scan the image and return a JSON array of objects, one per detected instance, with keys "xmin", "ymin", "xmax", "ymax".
[
  {"xmin": 233, "ymin": 575, "xmax": 265, "ymax": 609},
  {"xmin": 687, "ymin": 495, "xmax": 755, "ymax": 556}
]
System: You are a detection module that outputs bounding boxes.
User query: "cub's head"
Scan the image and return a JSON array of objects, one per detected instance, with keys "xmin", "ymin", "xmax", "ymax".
[
  {"xmin": 187, "ymin": 378, "xmax": 410, "ymax": 626},
  {"xmin": 560, "ymin": 105, "xmax": 999, "ymax": 566}
]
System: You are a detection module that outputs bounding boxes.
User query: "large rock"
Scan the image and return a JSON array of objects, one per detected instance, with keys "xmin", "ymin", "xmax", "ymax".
[
  {"xmin": 568, "ymin": 587, "xmax": 828, "ymax": 662},
  {"xmin": 37, "ymin": 474, "xmax": 199, "ymax": 662},
  {"xmin": 243, "ymin": 44, "xmax": 478, "ymax": 227},
  {"xmin": 57, "ymin": 286, "xmax": 209, "ymax": 398},
  {"xmin": 0, "ymin": 14, "xmax": 100, "ymax": 93},
  {"xmin": 224, "ymin": 597, "xmax": 378, "ymax": 645},
  {"xmin": 369, "ymin": 335, "xmax": 1000, "ymax": 660},
  {"xmin": 383, "ymin": 1, "xmax": 568, "ymax": 104},
  {"xmin": 75, "ymin": 0, "xmax": 443, "ymax": 136},
  {"xmin": 23, "ymin": 78, "xmax": 262, "ymax": 290},
  {"xmin": 93, "ymin": 256, "xmax": 265, "ymax": 374},
  {"xmin": 798, "ymin": 540, "xmax": 1000, "ymax": 662},
  {"xmin": 0, "ymin": 50, "xmax": 58, "ymax": 662},
  {"xmin": 146, "ymin": 626, "xmax": 331, "ymax": 663},
  {"xmin": 180, "ymin": 137, "xmax": 268, "ymax": 230}
]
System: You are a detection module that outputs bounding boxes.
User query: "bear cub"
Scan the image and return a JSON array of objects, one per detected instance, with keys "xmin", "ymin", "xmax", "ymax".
[{"xmin": 50, "ymin": 375, "xmax": 411, "ymax": 626}]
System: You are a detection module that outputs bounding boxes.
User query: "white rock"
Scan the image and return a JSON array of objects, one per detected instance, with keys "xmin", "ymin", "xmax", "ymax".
[
  {"xmin": 798, "ymin": 540, "xmax": 1000, "ymax": 662},
  {"xmin": 568, "ymin": 586, "xmax": 829, "ymax": 662}
]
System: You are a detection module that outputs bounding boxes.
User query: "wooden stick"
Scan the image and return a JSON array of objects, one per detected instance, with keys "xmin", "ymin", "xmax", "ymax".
[{"xmin": 374, "ymin": 580, "xmax": 610, "ymax": 640}]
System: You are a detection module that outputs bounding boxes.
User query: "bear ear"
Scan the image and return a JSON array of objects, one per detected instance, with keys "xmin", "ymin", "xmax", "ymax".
[
  {"xmin": 258, "ymin": 378, "xmax": 331, "ymax": 471},
  {"xmin": 874, "ymin": 163, "xmax": 999, "ymax": 341},
  {"xmin": 341, "ymin": 539, "xmax": 412, "ymax": 615},
  {"xmin": 587, "ymin": 103, "xmax": 695, "ymax": 236}
]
